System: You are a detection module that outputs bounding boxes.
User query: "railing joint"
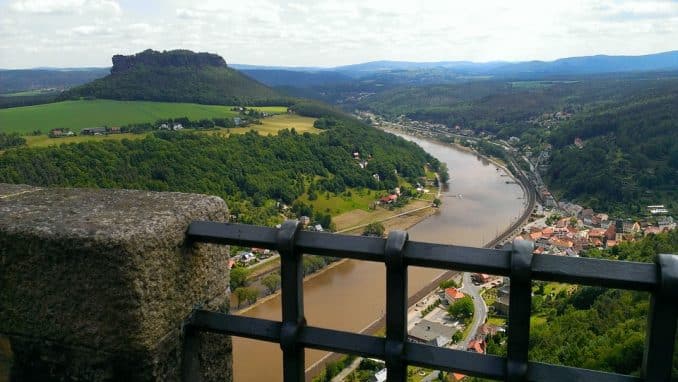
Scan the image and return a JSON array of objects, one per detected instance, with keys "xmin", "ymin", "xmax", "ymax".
[
  {"xmin": 656, "ymin": 253, "xmax": 678, "ymax": 300},
  {"xmin": 641, "ymin": 254, "xmax": 678, "ymax": 381},
  {"xmin": 277, "ymin": 219, "xmax": 305, "ymax": 382},
  {"xmin": 506, "ymin": 239, "xmax": 534, "ymax": 382},
  {"xmin": 385, "ymin": 230, "xmax": 409, "ymax": 382}
]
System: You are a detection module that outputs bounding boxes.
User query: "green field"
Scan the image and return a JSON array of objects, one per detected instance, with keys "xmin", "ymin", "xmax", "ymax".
[
  {"xmin": 209, "ymin": 114, "xmax": 319, "ymax": 137},
  {"xmin": 0, "ymin": 100, "xmax": 287, "ymax": 134},
  {"xmin": 17, "ymin": 114, "xmax": 319, "ymax": 148},
  {"xmin": 298, "ymin": 188, "xmax": 378, "ymax": 215}
]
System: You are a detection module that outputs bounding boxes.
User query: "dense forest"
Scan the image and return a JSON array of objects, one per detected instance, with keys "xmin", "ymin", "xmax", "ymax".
[
  {"xmin": 359, "ymin": 76, "xmax": 678, "ymax": 135},
  {"xmin": 546, "ymin": 91, "xmax": 678, "ymax": 213},
  {"xmin": 353, "ymin": 76, "xmax": 678, "ymax": 214},
  {"xmin": 0, "ymin": 114, "xmax": 443, "ymax": 225},
  {"xmin": 0, "ymin": 132, "xmax": 25, "ymax": 149},
  {"xmin": 59, "ymin": 50, "xmax": 287, "ymax": 106}
]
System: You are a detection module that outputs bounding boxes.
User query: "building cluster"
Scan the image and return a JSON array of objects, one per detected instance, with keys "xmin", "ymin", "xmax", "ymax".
[
  {"xmin": 296, "ymin": 215, "xmax": 325, "ymax": 232},
  {"xmin": 49, "ymin": 126, "xmax": 123, "ymax": 138},
  {"xmin": 528, "ymin": 110, "xmax": 574, "ymax": 129},
  {"xmin": 352, "ymin": 150, "xmax": 372, "ymax": 169},
  {"xmin": 517, "ymin": 203, "xmax": 675, "ymax": 257},
  {"xmin": 230, "ymin": 247, "xmax": 277, "ymax": 268},
  {"xmin": 158, "ymin": 123, "xmax": 184, "ymax": 131}
]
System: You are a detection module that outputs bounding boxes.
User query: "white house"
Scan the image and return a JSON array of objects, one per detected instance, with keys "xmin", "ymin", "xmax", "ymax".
[{"xmin": 372, "ymin": 368, "xmax": 387, "ymax": 382}]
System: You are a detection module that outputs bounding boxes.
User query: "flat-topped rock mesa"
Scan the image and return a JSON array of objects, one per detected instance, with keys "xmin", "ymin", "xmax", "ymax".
[{"xmin": 111, "ymin": 49, "xmax": 227, "ymax": 74}]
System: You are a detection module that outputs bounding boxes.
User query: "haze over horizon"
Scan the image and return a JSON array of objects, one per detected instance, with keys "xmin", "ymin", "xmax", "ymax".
[{"xmin": 1, "ymin": 0, "xmax": 678, "ymax": 69}]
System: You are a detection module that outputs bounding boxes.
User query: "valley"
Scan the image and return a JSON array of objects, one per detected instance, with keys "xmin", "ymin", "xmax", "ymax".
[{"xmin": 1, "ymin": 43, "xmax": 677, "ymax": 382}]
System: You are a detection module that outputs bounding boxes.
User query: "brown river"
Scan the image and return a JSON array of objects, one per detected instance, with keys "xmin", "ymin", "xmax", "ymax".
[{"xmin": 233, "ymin": 132, "xmax": 526, "ymax": 381}]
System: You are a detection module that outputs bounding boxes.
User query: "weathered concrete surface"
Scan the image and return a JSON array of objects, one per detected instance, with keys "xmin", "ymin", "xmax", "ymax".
[{"xmin": 0, "ymin": 184, "xmax": 231, "ymax": 381}]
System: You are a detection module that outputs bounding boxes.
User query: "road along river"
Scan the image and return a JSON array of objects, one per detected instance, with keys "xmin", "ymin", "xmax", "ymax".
[{"xmin": 232, "ymin": 131, "xmax": 526, "ymax": 381}]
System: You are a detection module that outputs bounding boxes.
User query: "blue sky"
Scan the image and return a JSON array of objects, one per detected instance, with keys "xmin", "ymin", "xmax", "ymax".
[{"xmin": 1, "ymin": 0, "xmax": 677, "ymax": 68}]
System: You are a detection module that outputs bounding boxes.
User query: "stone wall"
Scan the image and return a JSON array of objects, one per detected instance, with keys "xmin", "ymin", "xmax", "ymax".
[{"xmin": 0, "ymin": 184, "xmax": 232, "ymax": 382}]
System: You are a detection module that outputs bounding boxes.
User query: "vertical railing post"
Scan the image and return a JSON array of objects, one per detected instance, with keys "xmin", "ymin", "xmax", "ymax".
[
  {"xmin": 384, "ymin": 231, "xmax": 409, "ymax": 382},
  {"xmin": 277, "ymin": 220, "xmax": 305, "ymax": 382},
  {"xmin": 506, "ymin": 239, "xmax": 534, "ymax": 382},
  {"xmin": 641, "ymin": 254, "xmax": 678, "ymax": 382}
]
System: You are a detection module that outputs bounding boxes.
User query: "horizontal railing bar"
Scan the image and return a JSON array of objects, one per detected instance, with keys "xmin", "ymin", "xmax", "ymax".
[
  {"xmin": 406, "ymin": 342, "xmax": 505, "ymax": 379},
  {"xmin": 187, "ymin": 221, "xmax": 279, "ymax": 249},
  {"xmin": 406, "ymin": 241, "xmax": 511, "ymax": 275},
  {"xmin": 188, "ymin": 222, "xmax": 659, "ymax": 290},
  {"xmin": 531, "ymin": 255, "xmax": 657, "ymax": 292},
  {"xmin": 189, "ymin": 310, "xmax": 281, "ymax": 343},
  {"xmin": 300, "ymin": 326, "xmax": 385, "ymax": 359},
  {"xmin": 296, "ymin": 232, "xmax": 387, "ymax": 262}
]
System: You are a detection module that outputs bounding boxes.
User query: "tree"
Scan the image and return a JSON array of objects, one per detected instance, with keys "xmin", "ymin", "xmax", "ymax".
[
  {"xmin": 362, "ymin": 222, "xmax": 385, "ymax": 237},
  {"xmin": 262, "ymin": 273, "xmax": 281, "ymax": 294},
  {"xmin": 439, "ymin": 279, "xmax": 458, "ymax": 289},
  {"xmin": 0, "ymin": 133, "xmax": 26, "ymax": 149},
  {"xmin": 234, "ymin": 286, "xmax": 259, "ymax": 308},
  {"xmin": 545, "ymin": 213, "xmax": 561, "ymax": 226},
  {"xmin": 448, "ymin": 295, "xmax": 474, "ymax": 319},
  {"xmin": 230, "ymin": 266, "xmax": 251, "ymax": 290},
  {"xmin": 433, "ymin": 198, "xmax": 442, "ymax": 207}
]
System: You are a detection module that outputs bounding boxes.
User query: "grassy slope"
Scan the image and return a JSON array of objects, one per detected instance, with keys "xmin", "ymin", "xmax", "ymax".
[
  {"xmin": 298, "ymin": 188, "xmax": 378, "ymax": 215},
  {"xmin": 0, "ymin": 100, "xmax": 287, "ymax": 134}
]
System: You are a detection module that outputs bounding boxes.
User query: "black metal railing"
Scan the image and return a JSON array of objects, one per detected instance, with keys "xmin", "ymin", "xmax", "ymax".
[{"xmin": 185, "ymin": 220, "xmax": 678, "ymax": 382}]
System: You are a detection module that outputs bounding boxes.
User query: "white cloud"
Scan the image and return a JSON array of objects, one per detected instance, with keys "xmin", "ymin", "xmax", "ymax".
[
  {"xmin": 0, "ymin": 0, "xmax": 677, "ymax": 68},
  {"xmin": 9, "ymin": 0, "xmax": 121, "ymax": 15}
]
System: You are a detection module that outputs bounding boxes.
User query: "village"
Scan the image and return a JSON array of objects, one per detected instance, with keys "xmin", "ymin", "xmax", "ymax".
[{"xmin": 517, "ymin": 202, "xmax": 675, "ymax": 257}]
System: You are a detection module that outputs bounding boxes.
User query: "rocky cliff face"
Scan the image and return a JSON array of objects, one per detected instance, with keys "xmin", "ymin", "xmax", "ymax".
[{"xmin": 111, "ymin": 49, "xmax": 227, "ymax": 74}]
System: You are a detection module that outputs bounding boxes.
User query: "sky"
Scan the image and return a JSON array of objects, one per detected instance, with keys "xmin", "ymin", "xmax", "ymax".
[{"xmin": 1, "ymin": 0, "xmax": 678, "ymax": 68}]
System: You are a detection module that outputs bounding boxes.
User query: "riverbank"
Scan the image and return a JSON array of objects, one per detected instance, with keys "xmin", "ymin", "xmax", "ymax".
[
  {"xmin": 231, "ymin": 198, "xmax": 441, "ymax": 315},
  {"xmin": 381, "ymin": 125, "xmax": 536, "ymax": 248},
  {"xmin": 232, "ymin": 127, "xmax": 528, "ymax": 382},
  {"xmin": 306, "ymin": 128, "xmax": 535, "ymax": 381}
]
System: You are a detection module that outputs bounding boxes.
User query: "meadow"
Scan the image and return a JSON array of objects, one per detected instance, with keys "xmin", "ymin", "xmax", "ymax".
[
  {"xmin": 211, "ymin": 114, "xmax": 318, "ymax": 136},
  {"xmin": 19, "ymin": 114, "xmax": 318, "ymax": 148},
  {"xmin": 0, "ymin": 99, "xmax": 287, "ymax": 134}
]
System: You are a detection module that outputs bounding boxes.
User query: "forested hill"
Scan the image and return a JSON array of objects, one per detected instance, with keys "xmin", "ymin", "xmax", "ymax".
[
  {"xmin": 355, "ymin": 76, "xmax": 678, "ymax": 214},
  {"xmin": 357, "ymin": 76, "xmax": 678, "ymax": 134},
  {"xmin": 59, "ymin": 49, "xmax": 283, "ymax": 105},
  {"xmin": 546, "ymin": 90, "xmax": 678, "ymax": 214},
  {"xmin": 0, "ymin": 111, "xmax": 444, "ymax": 225}
]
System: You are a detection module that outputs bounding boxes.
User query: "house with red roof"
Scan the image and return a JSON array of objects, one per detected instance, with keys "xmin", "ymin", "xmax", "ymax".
[
  {"xmin": 472, "ymin": 273, "xmax": 491, "ymax": 284},
  {"xmin": 529, "ymin": 231, "xmax": 542, "ymax": 241},
  {"xmin": 444, "ymin": 288, "xmax": 466, "ymax": 305},
  {"xmin": 467, "ymin": 338, "xmax": 486, "ymax": 354},
  {"xmin": 379, "ymin": 194, "xmax": 398, "ymax": 204}
]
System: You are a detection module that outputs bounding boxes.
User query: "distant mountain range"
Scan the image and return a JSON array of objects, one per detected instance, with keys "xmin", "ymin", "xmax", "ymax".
[
  {"xmin": 0, "ymin": 68, "xmax": 109, "ymax": 94},
  {"xmin": 236, "ymin": 50, "xmax": 678, "ymax": 87},
  {"xmin": 3, "ymin": 50, "xmax": 678, "ymax": 95}
]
